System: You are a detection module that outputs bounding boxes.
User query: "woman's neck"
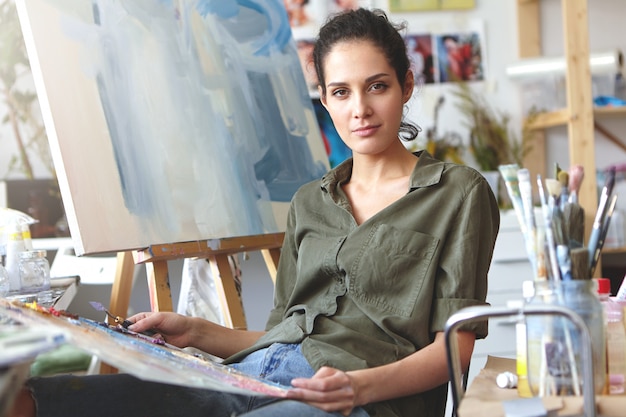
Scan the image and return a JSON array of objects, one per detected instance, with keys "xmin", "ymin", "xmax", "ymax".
[{"xmin": 349, "ymin": 146, "xmax": 418, "ymax": 186}]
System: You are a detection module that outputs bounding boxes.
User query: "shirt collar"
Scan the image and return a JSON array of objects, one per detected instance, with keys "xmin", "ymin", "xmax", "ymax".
[{"xmin": 320, "ymin": 150, "xmax": 445, "ymax": 192}]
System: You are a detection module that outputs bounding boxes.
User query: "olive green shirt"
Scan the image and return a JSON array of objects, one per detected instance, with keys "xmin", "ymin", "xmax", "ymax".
[{"xmin": 225, "ymin": 151, "xmax": 500, "ymax": 417}]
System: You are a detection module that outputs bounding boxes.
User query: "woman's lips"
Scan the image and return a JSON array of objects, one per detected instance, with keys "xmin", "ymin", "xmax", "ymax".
[{"xmin": 352, "ymin": 125, "xmax": 380, "ymax": 137}]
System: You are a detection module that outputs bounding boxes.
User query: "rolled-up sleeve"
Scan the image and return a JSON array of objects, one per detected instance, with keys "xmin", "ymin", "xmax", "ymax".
[{"xmin": 430, "ymin": 175, "xmax": 500, "ymax": 338}]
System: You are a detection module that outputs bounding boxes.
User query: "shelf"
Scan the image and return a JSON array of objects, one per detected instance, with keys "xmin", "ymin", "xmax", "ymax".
[
  {"xmin": 602, "ymin": 246, "xmax": 626, "ymax": 255},
  {"xmin": 526, "ymin": 108, "xmax": 570, "ymax": 129},
  {"xmin": 595, "ymin": 106, "xmax": 626, "ymax": 119},
  {"xmin": 527, "ymin": 106, "xmax": 626, "ymax": 130}
]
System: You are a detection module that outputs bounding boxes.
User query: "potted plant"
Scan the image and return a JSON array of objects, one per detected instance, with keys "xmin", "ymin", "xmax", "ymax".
[
  {"xmin": 423, "ymin": 95, "xmax": 466, "ymax": 164},
  {"xmin": 451, "ymin": 82, "xmax": 534, "ymax": 203}
]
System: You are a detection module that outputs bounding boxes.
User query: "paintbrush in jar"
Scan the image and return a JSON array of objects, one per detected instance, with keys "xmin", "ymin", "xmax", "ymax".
[
  {"xmin": 559, "ymin": 170, "xmax": 585, "ymax": 248},
  {"xmin": 568, "ymin": 165, "xmax": 584, "ymax": 205},
  {"xmin": 537, "ymin": 175, "xmax": 561, "ymax": 281},
  {"xmin": 588, "ymin": 167, "xmax": 616, "ymax": 270},
  {"xmin": 589, "ymin": 194, "xmax": 618, "ymax": 277}
]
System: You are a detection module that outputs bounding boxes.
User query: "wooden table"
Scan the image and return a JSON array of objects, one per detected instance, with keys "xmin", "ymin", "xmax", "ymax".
[{"xmin": 459, "ymin": 356, "xmax": 626, "ymax": 417}]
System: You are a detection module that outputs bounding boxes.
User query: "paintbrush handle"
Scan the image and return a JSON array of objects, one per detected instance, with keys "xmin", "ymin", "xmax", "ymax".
[
  {"xmin": 589, "ymin": 194, "xmax": 618, "ymax": 276},
  {"xmin": 587, "ymin": 228, "xmax": 601, "ymax": 270},
  {"xmin": 588, "ymin": 190, "xmax": 610, "ymax": 263}
]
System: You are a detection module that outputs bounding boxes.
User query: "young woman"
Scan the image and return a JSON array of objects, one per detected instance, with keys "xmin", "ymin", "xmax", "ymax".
[{"xmin": 10, "ymin": 8, "xmax": 499, "ymax": 417}]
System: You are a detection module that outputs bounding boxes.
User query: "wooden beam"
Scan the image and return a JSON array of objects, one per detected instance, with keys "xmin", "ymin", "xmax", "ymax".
[
  {"xmin": 561, "ymin": 0, "xmax": 598, "ymax": 266},
  {"xmin": 516, "ymin": 0, "xmax": 546, "ymax": 182}
]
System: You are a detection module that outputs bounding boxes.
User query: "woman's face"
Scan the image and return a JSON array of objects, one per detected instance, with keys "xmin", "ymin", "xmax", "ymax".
[{"xmin": 320, "ymin": 40, "xmax": 413, "ymax": 157}]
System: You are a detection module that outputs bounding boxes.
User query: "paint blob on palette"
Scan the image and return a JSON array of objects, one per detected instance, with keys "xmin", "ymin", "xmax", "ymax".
[{"xmin": 0, "ymin": 300, "xmax": 290, "ymax": 397}]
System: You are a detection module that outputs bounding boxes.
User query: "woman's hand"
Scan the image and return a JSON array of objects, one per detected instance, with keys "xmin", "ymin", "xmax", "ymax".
[
  {"xmin": 127, "ymin": 312, "xmax": 194, "ymax": 348},
  {"xmin": 287, "ymin": 367, "xmax": 359, "ymax": 416}
]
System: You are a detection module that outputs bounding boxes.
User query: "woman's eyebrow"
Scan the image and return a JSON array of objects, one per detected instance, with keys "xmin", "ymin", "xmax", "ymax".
[{"xmin": 326, "ymin": 72, "xmax": 391, "ymax": 88}]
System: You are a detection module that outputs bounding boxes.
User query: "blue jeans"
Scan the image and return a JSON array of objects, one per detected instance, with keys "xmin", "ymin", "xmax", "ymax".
[{"xmin": 27, "ymin": 343, "xmax": 370, "ymax": 417}]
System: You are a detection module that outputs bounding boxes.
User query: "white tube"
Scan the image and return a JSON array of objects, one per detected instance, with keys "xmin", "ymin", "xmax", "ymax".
[{"xmin": 506, "ymin": 50, "xmax": 623, "ymax": 80}]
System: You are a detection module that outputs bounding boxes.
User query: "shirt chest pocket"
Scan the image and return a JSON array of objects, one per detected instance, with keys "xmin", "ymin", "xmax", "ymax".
[{"xmin": 349, "ymin": 225, "xmax": 438, "ymax": 317}]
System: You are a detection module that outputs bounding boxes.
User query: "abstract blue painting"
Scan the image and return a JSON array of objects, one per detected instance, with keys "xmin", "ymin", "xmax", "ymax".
[{"xmin": 16, "ymin": 0, "xmax": 329, "ymax": 255}]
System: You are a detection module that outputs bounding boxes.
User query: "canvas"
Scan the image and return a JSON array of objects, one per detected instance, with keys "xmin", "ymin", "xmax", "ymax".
[{"xmin": 16, "ymin": 0, "xmax": 329, "ymax": 255}]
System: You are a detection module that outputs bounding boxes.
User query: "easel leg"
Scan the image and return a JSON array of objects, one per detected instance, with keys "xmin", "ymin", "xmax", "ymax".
[
  {"xmin": 146, "ymin": 260, "xmax": 173, "ymax": 312},
  {"xmin": 108, "ymin": 251, "xmax": 135, "ymax": 320},
  {"xmin": 101, "ymin": 251, "xmax": 135, "ymax": 375},
  {"xmin": 210, "ymin": 255, "xmax": 247, "ymax": 330},
  {"xmin": 261, "ymin": 247, "xmax": 281, "ymax": 285}
]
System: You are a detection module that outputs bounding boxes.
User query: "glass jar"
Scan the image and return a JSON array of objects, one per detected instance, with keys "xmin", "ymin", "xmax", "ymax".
[
  {"xmin": 18, "ymin": 250, "xmax": 51, "ymax": 293},
  {"xmin": 526, "ymin": 279, "xmax": 606, "ymax": 396}
]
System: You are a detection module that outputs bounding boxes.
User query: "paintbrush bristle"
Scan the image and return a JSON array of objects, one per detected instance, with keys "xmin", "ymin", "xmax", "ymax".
[
  {"xmin": 545, "ymin": 178, "xmax": 561, "ymax": 198},
  {"xmin": 89, "ymin": 301, "xmax": 106, "ymax": 311},
  {"xmin": 568, "ymin": 165, "xmax": 584, "ymax": 193},
  {"xmin": 557, "ymin": 171, "xmax": 569, "ymax": 188},
  {"xmin": 555, "ymin": 162, "xmax": 562, "ymax": 179}
]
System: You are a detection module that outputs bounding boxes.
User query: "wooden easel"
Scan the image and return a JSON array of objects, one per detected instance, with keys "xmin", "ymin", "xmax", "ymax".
[{"xmin": 107, "ymin": 232, "xmax": 284, "ymax": 330}]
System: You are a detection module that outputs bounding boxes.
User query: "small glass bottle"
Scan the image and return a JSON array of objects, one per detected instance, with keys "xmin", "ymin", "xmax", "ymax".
[{"xmin": 18, "ymin": 250, "xmax": 51, "ymax": 293}]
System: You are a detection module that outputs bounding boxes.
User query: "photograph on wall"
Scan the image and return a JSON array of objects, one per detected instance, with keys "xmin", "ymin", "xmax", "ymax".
[
  {"xmin": 435, "ymin": 31, "xmax": 484, "ymax": 83},
  {"xmin": 404, "ymin": 34, "xmax": 436, "ymax": 86},
  {"xmin": 285, "ymin": 0, "xmax": 370, "ymax": 34},
  {"xmin": 389, "ymin": 0, "xmax": 475, "ymax": 12}
]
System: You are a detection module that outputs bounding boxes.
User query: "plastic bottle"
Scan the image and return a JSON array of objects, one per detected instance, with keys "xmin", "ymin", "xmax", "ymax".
[
  {"xmin": 597, "ymin": 277, "xmax": 626, "ymax": 395},
  {"xmin": 4, "ymin": 222, "xmax": 26, "ymax": 293},
  {"xmin": 21, "ymin": 223, "xmax": 34, "ymax": 251}
]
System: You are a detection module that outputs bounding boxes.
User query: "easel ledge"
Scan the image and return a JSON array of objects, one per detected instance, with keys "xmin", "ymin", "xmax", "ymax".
[{"xmin": 133, "ymin": 233, "xmax": 285, "ymax": 264}]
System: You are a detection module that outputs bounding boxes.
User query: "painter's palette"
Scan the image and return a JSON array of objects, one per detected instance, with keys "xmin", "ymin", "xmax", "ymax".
[
  {"xmin": 0, "ymin": 324, "xmax": 67, "ymax": 367},
  {"xmin": 0, "ymin": 300, "xmax": 290, "ymax": 397}
]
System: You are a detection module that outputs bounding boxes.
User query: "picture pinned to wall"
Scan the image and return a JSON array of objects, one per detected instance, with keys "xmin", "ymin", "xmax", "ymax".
[
  {"xmin": 389, "ymin": 0, "xmax": 475, "ymax": 12},
  {"xmin": 405, "ymin": 34, "xmax": 436, "ymax": 86},
  {"xmin": 435, "ymin": 32, "xmax": 484, "ymax": 83},
  {"xmin": 285, "ymin": 0, "xmax": 370, "ymax": 34},
  {"xmin": 404, "ymin": 19, "xmax": 485, "ymax": 85}
]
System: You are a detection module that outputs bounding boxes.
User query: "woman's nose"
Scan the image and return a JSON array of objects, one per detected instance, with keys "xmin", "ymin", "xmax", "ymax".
[{"xmin": 352, "ymin": 94, "xmax": 372, "ymax": 118}]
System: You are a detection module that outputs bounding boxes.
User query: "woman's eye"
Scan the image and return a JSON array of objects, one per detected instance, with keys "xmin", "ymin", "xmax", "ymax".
[
  {"xmin": 332, "ymin": 88, "xmax": 348, "ymax": 97},
  {"xmin": 370, "ymin": 82, "xmax": 387, "ymax": 92}
]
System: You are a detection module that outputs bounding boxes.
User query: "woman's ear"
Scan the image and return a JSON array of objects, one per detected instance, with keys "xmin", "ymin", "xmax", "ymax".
[{"xmin": 403, "ymin": 70, "xmax": 415, "ymax": 103}]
